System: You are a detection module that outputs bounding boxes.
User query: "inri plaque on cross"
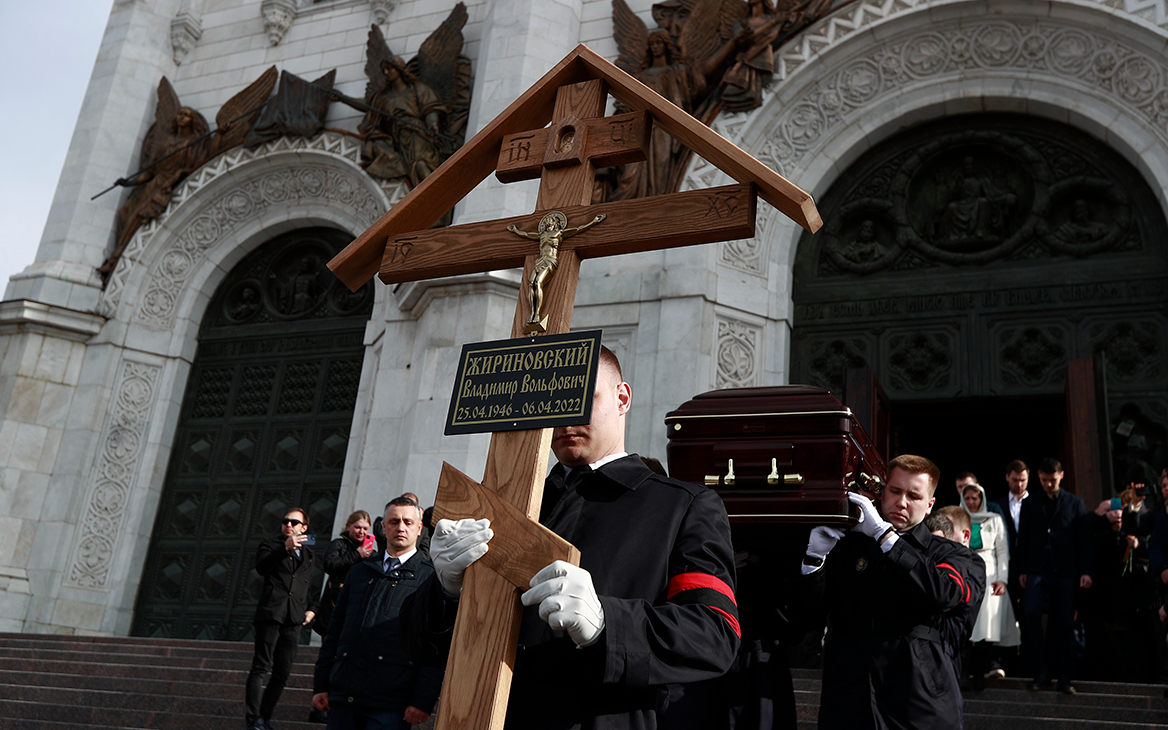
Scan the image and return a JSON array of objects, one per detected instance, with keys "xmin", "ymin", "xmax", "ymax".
[{"xmin": 328, "ymin": 45, "xmax": 820, "ymax": 730}]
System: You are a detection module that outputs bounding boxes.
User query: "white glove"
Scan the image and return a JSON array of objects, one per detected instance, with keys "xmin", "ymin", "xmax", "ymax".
[
  {"xmin": 807, "ymin": 525, "xmax": 845, "ymax": 561},
  {"xmin": 520, "ymin": 560, "xmax": 605, "ymax": 648},
  {"xmin": 430, "ymin": 518, "xmax": 492, "ymax": 598},
  {"xmin": 848, "ymin": 492, "xmax": 896, "ymax": 549}
]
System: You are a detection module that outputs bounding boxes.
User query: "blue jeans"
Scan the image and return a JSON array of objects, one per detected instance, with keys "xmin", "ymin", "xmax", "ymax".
[{"xmin": 326, "ymin": 703, "xmax": 403, "ymax": 730}]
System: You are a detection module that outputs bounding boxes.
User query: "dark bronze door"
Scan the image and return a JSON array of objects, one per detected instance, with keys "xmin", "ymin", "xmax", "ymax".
[{"xmin": 132, "ymin": 228, "xmax": 373, "ymax": 641}]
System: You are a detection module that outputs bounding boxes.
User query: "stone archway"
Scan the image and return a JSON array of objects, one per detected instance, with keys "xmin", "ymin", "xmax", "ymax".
[
  {"xmin": 788, "ymin": 111, "xmax": 1168, "ymax": 494},
  {"xmin": 59, "ymin": 134, "xmax": 404, "ymax": 628},
  {"xmin": 664, "ymin": 0, "xmax": 1168, "ymax": 488},
  {"xmin": 131, "ymin": 226, "xmax": 373, "ymax": 640}
]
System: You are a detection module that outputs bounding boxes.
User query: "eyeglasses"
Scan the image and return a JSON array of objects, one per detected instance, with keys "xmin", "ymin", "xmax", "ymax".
[{"xmin": 281, "ymin": 518, "xmax": 303, "ymax": 526}]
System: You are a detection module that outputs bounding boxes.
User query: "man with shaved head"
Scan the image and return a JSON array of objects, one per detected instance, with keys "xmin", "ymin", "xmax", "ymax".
[{"xmin": 402, "ymin": 346, "xmax": 740, "ymax": 730}]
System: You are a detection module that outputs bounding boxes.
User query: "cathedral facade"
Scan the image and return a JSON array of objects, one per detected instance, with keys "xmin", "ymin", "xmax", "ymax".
[{"xmin": 0, "ymin": 0, "xmax": 1164, "ymax": 638}]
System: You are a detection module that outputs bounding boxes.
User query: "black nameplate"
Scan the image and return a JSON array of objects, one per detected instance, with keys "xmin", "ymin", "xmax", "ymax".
[{"xmin": 444, "ymin": 330, "xmax": 602, "ymax": 435}]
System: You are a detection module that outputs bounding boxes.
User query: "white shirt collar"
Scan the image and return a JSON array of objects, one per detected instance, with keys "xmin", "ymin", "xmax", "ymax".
[
  {"xmin": 383, "ymin": 547, "xmax": 417, "ymax": 569},
  {"xmin": 1009, "ymin": 491, "xmax": 1027, "ymax": 503}
]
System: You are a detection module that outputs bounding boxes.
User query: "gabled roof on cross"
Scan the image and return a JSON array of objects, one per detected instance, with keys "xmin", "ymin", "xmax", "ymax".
[{"xmin": 328, "ymin": 43, "xmax": 821, "ymax": 291}]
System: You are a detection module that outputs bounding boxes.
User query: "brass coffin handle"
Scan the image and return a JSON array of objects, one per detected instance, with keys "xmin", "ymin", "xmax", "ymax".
[
  {"xmin": 706, "ymin": 458, "xmax": 736, "ymax": 486},
  {"xmin": 767, "ymin": 458, "xmax": 780, "ymax": 485},
  {"xmin": 784, "ymin": 473, "xmax": 804, "ymax": 486}
]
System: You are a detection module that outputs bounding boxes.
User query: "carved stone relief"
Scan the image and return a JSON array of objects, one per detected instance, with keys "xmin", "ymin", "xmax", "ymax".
[
  {"xmin": 802, "ymin": 335, "xmax": 871, "ymax": 395},
  {"xmin": 261, "ymin": 0, "xmax": 297, "ymax": 46},
  {"xmin": 99, "ymin": 132, "xmax": 405, "ymax": 325},
  {"xmin": 806, "ymin": 125, "xmax": 1141, "ymax": 277},
  {"xmin": 1089, "ymin": 319, "xmax": 1163, "ymax": 383},
  {"xmin": 170, "ymin": 13, "xmax": 202, "ymax": 65},
  {"xmin": 66, "ymin": 359, "xmax": 162, "ymax": 589},
  {"xmin": 715, "ymin": 317, "xmax": 762, "ymax": 389},
  {"xmin": 994, "ymin": 323, "xmax": 1070, "ymax": 390},
  {"xmin": 756, "ymin": 16, "xmax": 1168, "ymax": 182},
  {"xmin": 884, "ymin": 329, "xmax": 955, "ymax": 395}
]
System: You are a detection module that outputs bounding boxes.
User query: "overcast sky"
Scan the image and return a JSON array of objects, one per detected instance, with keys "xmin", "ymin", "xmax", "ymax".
[{"xmin": 0, "ymin": 1, "xmax": 113, "ymax": 299}]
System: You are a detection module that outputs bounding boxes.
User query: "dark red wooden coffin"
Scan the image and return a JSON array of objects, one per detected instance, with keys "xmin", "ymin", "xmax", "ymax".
[{"xmin": 665, "ymin": 385, "xmax": 886, "ymax": 523}]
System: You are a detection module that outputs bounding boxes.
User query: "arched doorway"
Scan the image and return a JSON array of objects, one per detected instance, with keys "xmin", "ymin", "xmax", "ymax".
[
  {"xmin": 132, "ymin": 227, "xmax": 373, "ymax": 640},
  {"xmin": 791, "ymin": 113, "xmax": 1168, "ymax": 503}
]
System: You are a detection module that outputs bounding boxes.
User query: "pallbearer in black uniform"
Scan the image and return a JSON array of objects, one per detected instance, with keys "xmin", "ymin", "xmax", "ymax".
[
  {"xmin": 402, "ymin": 347, "xmax": 741, "ymax": 730},
  {"xmin": 800, "ymin": 455, "xmax": 985, "ymax": 730}
]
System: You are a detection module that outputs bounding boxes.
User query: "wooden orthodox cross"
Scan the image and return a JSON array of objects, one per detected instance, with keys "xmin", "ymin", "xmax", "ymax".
[{"xmin": 329, "ymin": 45, "xmax": 820, "ymax": 730}]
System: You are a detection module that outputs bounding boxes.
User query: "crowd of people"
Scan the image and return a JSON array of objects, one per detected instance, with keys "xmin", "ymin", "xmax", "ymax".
[
  {"xmin": 239, "ymin": 347, "xmax": 1168, "ymax": 730},
  {"xmin": 926, "ymin": 460, "xmax": 1168, "ymax": 694}
]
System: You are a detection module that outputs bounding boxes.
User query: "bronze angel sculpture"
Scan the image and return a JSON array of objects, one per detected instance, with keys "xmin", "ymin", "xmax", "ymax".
[
  {"xmin": 354, "ymin": 4, "xmax": 472, "ymax": 188},
  {"xmin": 606, "ymin": 0, "xmax": 837, "ymax": 202},
  {"xmin": 101, "ymin": 68, "xmax": 277, "ymax": 281}
]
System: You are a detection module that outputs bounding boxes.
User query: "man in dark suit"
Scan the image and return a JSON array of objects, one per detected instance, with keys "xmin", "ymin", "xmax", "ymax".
[
  {"xmin": 1017, "ymin": 458, "xmax": 1092, "ymax": 694},
  {"xmin": 246, "ymin": 507, "xmax": 318, "ymax": 730},
  {"xmin": 992, "ymin": 461, "xmax": 1029, "ymax": 611},
  {"xmin": 312, "ymin": 497, "xmax": 442, "ymax": 730}
]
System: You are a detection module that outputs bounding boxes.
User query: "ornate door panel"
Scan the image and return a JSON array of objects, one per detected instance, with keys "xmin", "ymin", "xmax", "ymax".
[
  {"xmin": 791, "ymin": 114, "xmax": 1168, "ymax": 475},
  {"xmin": 133, "ymin": 228, "xmax": 373, "ymax": 641}
]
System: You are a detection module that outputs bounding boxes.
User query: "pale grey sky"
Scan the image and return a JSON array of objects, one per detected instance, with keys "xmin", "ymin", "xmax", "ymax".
[{"xmin": 0, "ymin": 1, "xmax": 114, "ymax": 299}]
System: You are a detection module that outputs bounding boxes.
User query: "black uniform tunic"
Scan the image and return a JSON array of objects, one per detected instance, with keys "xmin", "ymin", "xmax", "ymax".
[
  {"xmin": 805, "ymin": 522, "xmax": 985, "ymax": 730},
  {"xmin": 403, "ymin": 454, "xmax": 741, "ymax": 730}
]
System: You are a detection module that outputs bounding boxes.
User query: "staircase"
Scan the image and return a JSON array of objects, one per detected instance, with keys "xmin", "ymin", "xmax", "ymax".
[
  {"xmin": 792, "ymin": 667, "xmax": 1168, "ymax": 729},
  {"xmin": 0, "ymin": 633, "xmax": 318, "ymax": 730},
  {"xmin": 0, "ymin": 633, "xmax": 1164, "ymax": 729}
]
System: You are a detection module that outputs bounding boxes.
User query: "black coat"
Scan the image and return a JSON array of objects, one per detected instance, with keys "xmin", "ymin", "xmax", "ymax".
[
  {"xmin": 254, "ymin": 536, "xmax": 317, "ymax": 625},
  {"xmin": 314, "ymin": 552, "xmax": 442, "ymax": 713},
  {"xmin": 403, "ymin": 454, "xmax": 741, "ymax": 730},
  {"xmin": 803, "ymin": 522, "xmax": 986, "ymax": 730},
  {"xmin": 1016, "ymin": 489, "xmax": 1091, "ymax": 579},
  {"xmin": 314, "ymin": 535, "xmax": 365, "ymax": 635}
]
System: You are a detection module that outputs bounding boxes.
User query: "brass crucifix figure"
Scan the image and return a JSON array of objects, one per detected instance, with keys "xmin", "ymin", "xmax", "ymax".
[{"xmin": 507, "ymin": 212, "xmax": 606, "ymax": 332}]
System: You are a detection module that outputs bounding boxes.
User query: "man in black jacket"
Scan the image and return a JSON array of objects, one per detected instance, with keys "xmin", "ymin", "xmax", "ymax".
[
  {"xmin": 801, "ymin": 454, "xmax": 985, "ymax": 730},
  {"xmin": 401, "ymin": 346, "xmax": 740, "ymax": 730},
  {"xmin": 312, "ymin": 497, "xmax": 441, "ymax": 730},
  {"xmin": 1017, "ymin": 458, "xmax": 1092, "ymax": 694},
  {"xmin": 246, "ymin": 508, "xmax": 317, "ymax": 730}
]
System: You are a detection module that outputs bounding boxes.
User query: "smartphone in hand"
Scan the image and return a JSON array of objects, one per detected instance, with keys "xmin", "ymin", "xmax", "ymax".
[
  {"xmin": 302, "ymin": 534, "xmax": 317, "ymax": 546},
  {"xmin": 362, "ymin": 535, "xmax": 376, "ymax": 551}
]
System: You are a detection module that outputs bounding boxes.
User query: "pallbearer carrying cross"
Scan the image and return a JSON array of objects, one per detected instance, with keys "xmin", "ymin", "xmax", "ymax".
[{"xmin": 328, "ymin": 45, "xmax": 820, "ymax": 730}]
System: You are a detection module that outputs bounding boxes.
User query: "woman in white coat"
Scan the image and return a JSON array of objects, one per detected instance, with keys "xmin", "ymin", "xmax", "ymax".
[{"xmin": 962, "ymin": 482, "xmax": 1021, "ymax": 684}]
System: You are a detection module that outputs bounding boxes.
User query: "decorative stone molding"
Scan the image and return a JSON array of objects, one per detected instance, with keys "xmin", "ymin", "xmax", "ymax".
[
  {"xmin": 170, "ymin": 12, "xmax": 202, "ymax": 65},
  {"xmin": 804, "ymin": 335, "xmax": 869, "ymax": 394},
  {"xmin": 261, "ymin": 0, "xmax": 297, "ymax": 46},
  {"xmin": 0, "ymin": 300, "xmax": 105, "ymax": 342},
  {"xmin": 66, "ymin": 358, "xmax": 162, "ymax": 589},
  {"xmin": 885, "ymin": 329, "xmax": 953, "ymax": 393},
  {"xmin": 995, "ymin": 322, "xmax": 1069, "ymax": 390},
  {"xmin": 99, "ymin": 132, "xmax": 406, "ymax": 324},
  {"xmin": 1090, "ymin": 319, "xmax": 1163, "ymax": 382},
  {"xmin": 715, "ymin": 317, "xmax": 761, "ymax": 389},
  {"xmin": 772, "ymin": 0, "xmax": 1168, "ymax": 82},
  {"xmin": 719, "ymin": 237, "xmax": 767, "ymax": 276},
  {"xmin": 755, "ymin": 16, "xmax": 1168, "ymax": 179},
  {"xmin": 370, "ymin": 0, "xmax": 397, "ymax": 25}
]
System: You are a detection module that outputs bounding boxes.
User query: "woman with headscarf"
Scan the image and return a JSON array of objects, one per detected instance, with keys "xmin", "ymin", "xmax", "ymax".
[{"xmin": 962, "ymin": 482, "xmax": 1021, "ymax": 686}]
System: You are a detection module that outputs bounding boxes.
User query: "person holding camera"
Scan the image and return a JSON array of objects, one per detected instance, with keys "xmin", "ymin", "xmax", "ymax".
[
  {"xmin": 246, "ymin": 507, "xmax": 318, "ymax": 730},
  {"xmin": 315, "ymin": 510, "xmax": 377, "ymax": 638}
]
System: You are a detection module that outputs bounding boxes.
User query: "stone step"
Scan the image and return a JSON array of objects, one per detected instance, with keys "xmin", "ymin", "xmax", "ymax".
[
  {"xmin": 0, "ymin": 655, "xmax": 314, "ymax": 682},
  {"xmin": 0, "ymin": 698, "xmax": 320, "ymax": 730},
  {"xmin": 0, "ymin": 646, "xmax": 317, "ymax": 674},
  {"xmin": 0, "ymin": 636, "xmax": 261, "ymax": 659},
  {"xmin": 0, "ymin": 682, "xmax": 316, "ymax": 714}
]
